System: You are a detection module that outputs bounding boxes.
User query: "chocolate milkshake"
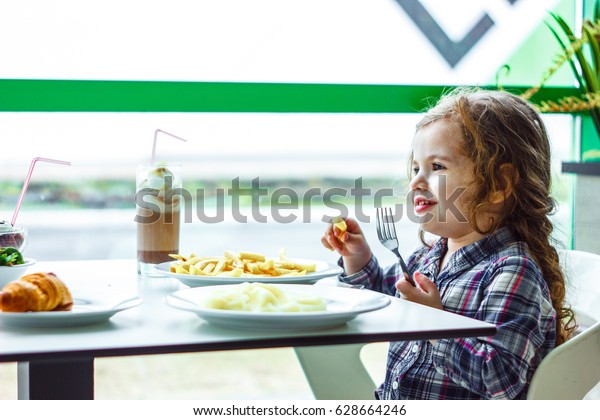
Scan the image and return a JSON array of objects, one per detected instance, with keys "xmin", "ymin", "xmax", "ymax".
[
  {"xmin": 136, "ymin": 164, "xmax": 182, "ymax": 276},
  {"xmin": 0, "ymin": 221, "xmax": 27, "ymax": 251}
]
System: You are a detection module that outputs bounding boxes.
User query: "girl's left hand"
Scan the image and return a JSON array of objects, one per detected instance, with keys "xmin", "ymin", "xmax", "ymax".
[{"xmin": 395, "ymin": 272, "xmax": 444, "ymax": 310}]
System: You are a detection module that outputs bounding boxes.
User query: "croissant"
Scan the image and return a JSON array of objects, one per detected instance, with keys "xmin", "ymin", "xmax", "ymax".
[{"xmin": 0, "ymin": 272, "xmax": 73, "ymax": 312}]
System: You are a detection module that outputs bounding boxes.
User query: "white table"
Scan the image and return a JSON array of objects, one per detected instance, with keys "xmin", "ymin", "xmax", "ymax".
[{"xmin": 0, "ymin": 259, "xmax": 496, "ymax": 399}]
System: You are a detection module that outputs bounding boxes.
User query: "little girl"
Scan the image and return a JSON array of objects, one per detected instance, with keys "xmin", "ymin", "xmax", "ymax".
[{"xmin": 322, "ymin": 88, "xmax": 574, "ymax": 400}]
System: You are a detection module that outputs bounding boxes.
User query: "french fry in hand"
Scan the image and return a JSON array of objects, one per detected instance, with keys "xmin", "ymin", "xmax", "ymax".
[
  {"xmin": 168, "ymin": 250, "xmax": 317, "ymax": 278},
  {"xmin": 332, "ymin": 216, "xmax": 348, "ymax": 239}
]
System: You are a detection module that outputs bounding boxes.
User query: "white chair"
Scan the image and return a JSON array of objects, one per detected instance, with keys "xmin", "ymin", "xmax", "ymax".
[
  {"xmin": 556, "ymin": 249, "xmax": 600, "ymax": 322},
  {"xmin": 527, "ymin": 249, "xmax": 600, "ymax": 400},
  {"xmin": 527, "ymin": 321, "xmax": 600, "ymax": 399},
  {"xmin": 295, "ymin": 249, "xmax": 600, "ymax": 400}
]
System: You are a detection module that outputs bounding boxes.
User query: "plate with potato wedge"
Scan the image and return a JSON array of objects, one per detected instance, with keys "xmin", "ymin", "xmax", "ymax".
[
  {"xmin": 165, "ymin": 282, "xmax": 390, "ymax": 331},
  {"xmin": 154, "ymin": 250, "xmax": 343, "ymax": 287}
]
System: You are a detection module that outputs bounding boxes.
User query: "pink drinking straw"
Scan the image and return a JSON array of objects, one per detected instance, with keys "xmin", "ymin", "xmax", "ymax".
[
  {"xmin": 150, "ymin": 129, "xmax": 188, "ymax": 165},
  {"xmin": 11, "ymin": 157, "xmax": 71, "ymax": 226}
]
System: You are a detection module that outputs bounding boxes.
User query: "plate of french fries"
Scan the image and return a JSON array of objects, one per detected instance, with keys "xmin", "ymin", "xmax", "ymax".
[{"xmin": 154, "ymin": 250, "xmax": 343, "ymax": 287}]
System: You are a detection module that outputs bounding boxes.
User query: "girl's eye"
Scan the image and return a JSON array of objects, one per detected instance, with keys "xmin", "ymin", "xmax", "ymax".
[
  {"xmin": 432, "ymin": 163, "xmax": 445, "ymax": 171},
  {"xmin": 412, "ymin": 166, "xmax": 419, "ymax": 175}
]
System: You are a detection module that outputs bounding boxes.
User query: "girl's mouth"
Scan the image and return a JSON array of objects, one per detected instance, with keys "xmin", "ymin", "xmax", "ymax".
[{"xmin": 414, "ymin": 196, "xmax": 437, "ymax": 214}]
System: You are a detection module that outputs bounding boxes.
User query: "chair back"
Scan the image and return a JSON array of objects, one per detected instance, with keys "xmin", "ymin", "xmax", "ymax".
[
  {"xmin": 527, "ymin": 250, "xmax": 600, "ymax": 399},
  {"xmin": 527, "ymin": 322, "xmax": 600, "ymax": 399},
  {"xmin": 559, "ymin": 249, "xmax": 600, "ymax": 323}
]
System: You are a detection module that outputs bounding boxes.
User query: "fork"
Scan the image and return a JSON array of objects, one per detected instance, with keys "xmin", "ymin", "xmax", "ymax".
[{"xmin": 375, "ymin": 207, "xmax": 415, "ymax": 286}]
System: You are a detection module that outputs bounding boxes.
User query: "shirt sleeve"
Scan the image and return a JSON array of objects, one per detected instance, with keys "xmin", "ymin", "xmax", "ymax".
[
  {"xmin": 337, "ymin": 245, "xmax": 430, "ymax": 297},
  {"xmin": 338, "ymin": 255, "xmax": 400, "ymax": 297},
  {"xmin": 429, "ymin": 255, "xmax": 556, "ymax": 399}
]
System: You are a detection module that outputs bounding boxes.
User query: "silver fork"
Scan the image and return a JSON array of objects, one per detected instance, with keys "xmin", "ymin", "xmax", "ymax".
[{"xmin": 376, "ymin": 207, "xmax": 415, "ymax": 286}]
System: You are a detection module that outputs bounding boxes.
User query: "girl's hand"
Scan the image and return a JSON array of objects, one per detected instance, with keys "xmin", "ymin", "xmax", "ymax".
[
  {"xmin": 395, "ymin": 271, "xmax": 443, "ymax": 310},
  {"xmin": 321, "ymin": 217, "xmax": 372, "ymax": 275}
]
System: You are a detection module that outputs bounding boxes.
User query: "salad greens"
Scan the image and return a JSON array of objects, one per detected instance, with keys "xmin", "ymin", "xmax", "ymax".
[{"xmin": 0, "ymin": 247, "xmax": 24, "ymax": 266}]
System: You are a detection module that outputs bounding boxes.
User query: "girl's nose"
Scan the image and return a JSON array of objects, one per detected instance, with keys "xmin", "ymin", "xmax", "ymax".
[{"xmin": 409, "ymin": 171, "xmax": 427, "ymax": 191}]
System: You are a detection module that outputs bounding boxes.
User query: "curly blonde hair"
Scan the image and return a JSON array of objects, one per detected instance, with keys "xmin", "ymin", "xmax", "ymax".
[{"xmin": 414, "ymin": 87, "xmax": 575, "ymax": 345}]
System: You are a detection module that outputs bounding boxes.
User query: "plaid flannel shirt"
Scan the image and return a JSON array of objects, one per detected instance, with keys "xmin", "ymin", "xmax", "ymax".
[{"xmin": 339, "ymin": 227, "xmax": 556, "ymax": 400}]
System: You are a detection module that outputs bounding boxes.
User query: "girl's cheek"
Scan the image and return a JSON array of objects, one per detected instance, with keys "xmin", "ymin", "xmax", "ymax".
[{"xmin": 428, "ymin": 179, "xmax": 440, "ymax": 197}]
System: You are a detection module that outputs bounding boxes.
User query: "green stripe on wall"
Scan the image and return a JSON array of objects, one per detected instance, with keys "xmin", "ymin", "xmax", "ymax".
[{"xmin": 0, "ymin": 79, "xmax": 578, "ymax": 113}]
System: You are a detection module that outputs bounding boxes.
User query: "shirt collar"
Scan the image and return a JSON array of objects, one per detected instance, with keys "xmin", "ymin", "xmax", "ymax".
[{"xmin": 427, "ymin": 226, "xmax": 518, "ymax": 278}]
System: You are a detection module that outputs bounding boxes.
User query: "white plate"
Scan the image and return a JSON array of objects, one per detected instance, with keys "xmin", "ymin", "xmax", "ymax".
[
  {"xmin": 155, "ymin": 258, "xmax": 343, "ymax": 287},
  {"xmin": 0, "ymin": 293, "xmax": 143, "ymax": 328},
  {"xmin": 166, "ymin": 284, "xmax": 390, "ymax": 331}
]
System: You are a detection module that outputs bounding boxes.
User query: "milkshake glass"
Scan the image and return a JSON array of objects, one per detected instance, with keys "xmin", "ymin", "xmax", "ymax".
[{"xmin": 136, "ymin": 164, "xmax": 182, "ymax": 276}]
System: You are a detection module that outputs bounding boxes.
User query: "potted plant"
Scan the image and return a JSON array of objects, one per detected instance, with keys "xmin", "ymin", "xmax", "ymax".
[
  {"xmin": 523, "ymin": 1, "xmax": 600, "ymax": 168},
  {"xmin": 522, "ymin": 1, "xmax": 600, "ymax": 253}
]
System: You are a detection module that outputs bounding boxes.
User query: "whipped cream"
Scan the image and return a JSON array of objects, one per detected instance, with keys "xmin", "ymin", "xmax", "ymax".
[
  {"xmin": 142, "ymin": 167, "xmax": 175, "ymax": 191},
  {"xmin": 0, "ymin": 220, "xmax": 14, "ymax": 233}
]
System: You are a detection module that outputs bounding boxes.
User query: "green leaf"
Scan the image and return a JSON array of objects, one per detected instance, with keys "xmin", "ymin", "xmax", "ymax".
[
  {"xmin": 578, "ymin": 1, "xmax": 600, "ymax": 134},
  {"xmin": 0, "ymin": 247, "xmax": 24, "ymax": 266},
  {"xmin": 583, "ymin": 25, "xmax": 600, "ymax": 91},
  {"xmin": 549, "ymin": 12, "xmax": 598, "ymax": 93},
  {"xmin": 546, "ymin": 21, "xmax": 586, "ymax": 95},
  {"xmin": 538, "ymin": 2, "xmax": 600, "ymax": 139},
  {"xmin": 549, "ymin": 11, "xmax": 577, "ymax": 40}
]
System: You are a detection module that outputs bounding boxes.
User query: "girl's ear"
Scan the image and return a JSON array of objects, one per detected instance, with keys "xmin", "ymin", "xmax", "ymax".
[{"xmin": 489, "ymin": 163, "xmax": 518, "ymax": 204}]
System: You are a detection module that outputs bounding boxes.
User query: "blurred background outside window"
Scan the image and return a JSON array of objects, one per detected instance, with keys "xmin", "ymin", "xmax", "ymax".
[{"xmin": 0, "ymin": 0, "xmax": 575, "ymax": 264}]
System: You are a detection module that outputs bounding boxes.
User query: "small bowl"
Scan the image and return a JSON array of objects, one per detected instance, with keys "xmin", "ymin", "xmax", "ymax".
[
  {"xmin": 0, "ymin": 226, "xmax": 28, "ymax": 252},
  {"xmin": 0, "ymin": 258, "xmax": 36, "ymax": 288}
]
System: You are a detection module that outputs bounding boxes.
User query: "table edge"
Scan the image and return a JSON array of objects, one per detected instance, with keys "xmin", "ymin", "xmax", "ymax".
[{"xmin": 0, "ymin": 325, "xmax": 497, "ymax": 363}]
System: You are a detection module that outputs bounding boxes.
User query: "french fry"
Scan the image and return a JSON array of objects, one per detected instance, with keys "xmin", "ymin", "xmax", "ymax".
[
  {"xmin": 298, "ymin": 263, "xmax": 317, "ymax": 272},
  {"xmin": 246, "ymin": 262, "xmax": 260, "ymax": 275},
  {"xmin": 239, "ymin": 251, "xmax": 266, "ymax": 262},
  {"xmin": 196, "ymin": 259, "xmax": 218, "ymax": 270},
  {"xmin": 167, "ymin": 250, "xmax": 318, "ymax": 279},
  {"xmin": 257, "ymin": 260, "xmax": 274, "ymax": 271},
  {"xmin": 174, "ymin": 265, "xmax": 189, "ymax": 274},
  {"xmin": 189, "ymin": 265, "xmax": 202, "ymax": 275},
  {"xmin": 214, "ymin": 260, "xmax": 227, "ymax": 273},
  {"xmin": 187, "ymin": 257, "xmax": 203, "ymax": 266},
  {"xmin": 229, "ymin": 267, "xmax": 243, "ymax": 277},
  {"xmin": 332, "ymin": 216, "xmax": 348, "ymax": 239},
  {"xmin": 224, "ymin": 250, "xmax": 243, "ymax": 267}
]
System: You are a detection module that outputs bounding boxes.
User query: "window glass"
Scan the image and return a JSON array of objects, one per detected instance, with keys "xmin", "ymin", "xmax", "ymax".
[
  {"xmin": 1, "ymin": 112, "xmax": 573, "ymax": 260},
  {"xmin": 0, "ymin": 0, "xmax": 574, "ymax": 261},
  {"xmin": 0, "ymin": 0, "xmax": 564, "ymax": 85}
]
